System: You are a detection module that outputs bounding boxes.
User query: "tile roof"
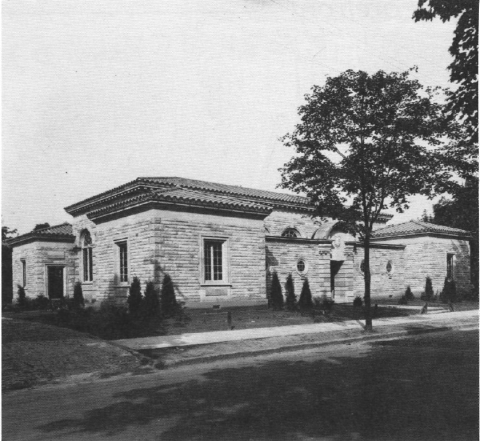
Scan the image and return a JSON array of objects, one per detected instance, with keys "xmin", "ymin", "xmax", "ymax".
[
  {"xmin": 87, "ymin": 187, "xmax": 272, "ymax": 220},
  {"xmin": 372, "ymin": 220, "xmax": 471, "ymax": 239},
  {"xmin": 5, "ymin": 223, "xmax": 74, "ymax": 247}
]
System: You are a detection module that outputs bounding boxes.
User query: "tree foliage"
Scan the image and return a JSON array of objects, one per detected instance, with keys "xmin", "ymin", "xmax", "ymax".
[
  {"xmin": 143, "ymin": 280, "xmax": 160, "ymax": 318},
  {"xmin": 160, "ymin": 274, "xmax": 177, "ymax": 317},
  {"xmin": 280, "ymin": 69, "xmax": 453, "ymax": 329},
  {"xmin": 298, "ymin": 278, "xmax": 313, "ymax": 310},
  {"xmin": 33, "ymin": 223, "xmax": 51, "ymax": 231},
  {"xmin": 127, "ymin": 276, "xmax": 142, "ymax": 315},
  {"xmin": 414, "ymin": 0, "xmax": 478, "ymax": 145},
  {"xmin": 285, "ymin": 273, "xmax": 297, "ymax": 311},
  {"xmin": 73, "ymin": 281, "xmax": 84, "ymax": 308},
  {"xmin": 270, "ymin": 271, "xmax": 284, "ymax": 310}
]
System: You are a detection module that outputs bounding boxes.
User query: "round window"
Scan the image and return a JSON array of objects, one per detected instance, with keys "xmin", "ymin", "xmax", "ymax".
[
  {"xmin": 297, "ymin": 260, "xmax": 306, "ymax": 272},
  {"xmin": 386, "ymin": 260, "xmax": 394, "ymax": 274},
  {"xmin": 295, "ymin": 259, "xmax": 308, "ymax": 275}
]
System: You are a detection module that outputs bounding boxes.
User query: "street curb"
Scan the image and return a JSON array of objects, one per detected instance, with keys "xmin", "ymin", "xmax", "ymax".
[{"xmin": 147, "ymin": 321, "xmax": 479, "ymax": 369}]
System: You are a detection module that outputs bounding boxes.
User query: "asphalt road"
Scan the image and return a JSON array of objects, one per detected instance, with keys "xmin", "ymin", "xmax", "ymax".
[{"xmin": 3, "ymin": 329, "xmax": 478, "ymax": 441}]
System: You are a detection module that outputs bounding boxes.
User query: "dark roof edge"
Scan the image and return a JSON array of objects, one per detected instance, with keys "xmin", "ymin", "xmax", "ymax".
[
  {"xmin": 371, "ymin": 232, "xmax": 473, "ymax": 241},
  {"xmin": 5, "ymin": 223, "xmax": 74, "ymax": 247}
]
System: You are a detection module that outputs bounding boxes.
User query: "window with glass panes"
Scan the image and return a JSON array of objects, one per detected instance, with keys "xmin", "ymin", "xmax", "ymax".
[
  {"xmin": 82, "ymin": 231, "xmax": 93, "ymax": 282},
  {"xmin": 118, "ymin": 242, "xmax": 128, "ymax": 282},
  {"xmin": 204, "ymin": 240, "xmax": 224, "ymax": 281},
  {"xmin": 447, "ymin": 253, "xmax": 455, "ymax": 280},
  {"xmin": 21, "ymin": 259, "xmax": 26, "ymax": 287}
]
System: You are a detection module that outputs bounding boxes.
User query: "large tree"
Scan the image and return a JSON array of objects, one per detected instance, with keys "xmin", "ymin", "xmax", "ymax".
[
  {"xmin": 280, "ymin": 69, "xmax": 453, "ymax": 330},
  {"xmin": 413, "ymin": 0, "xmax": 478, "ymax": 144}
]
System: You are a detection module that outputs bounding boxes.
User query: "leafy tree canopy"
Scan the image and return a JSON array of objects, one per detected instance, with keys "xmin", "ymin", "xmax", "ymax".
[
  {"xmin": 413, "ymin": 0, "xmax": 478, "ymax": 145},
  {"xmin": 2, "ymin": 226, "xmax": 18, "ymax": 242},
  {"xmin": 280, "ymin": 69, "xmax": 454, "ymax": 239},
  {"xmin": 33, "ymin": 223, "xmax": 51, "ymax": 231}
]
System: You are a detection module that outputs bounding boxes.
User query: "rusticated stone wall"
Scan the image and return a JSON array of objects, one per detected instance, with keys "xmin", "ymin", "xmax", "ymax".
[
  {"xmin": 370, "ymin": 236, "xmax": 471, "ymax": 298},
  {"xmin": 352, "ymin": 245, "xmax": 405, "ymax": 300},
  {"xmin": 12, "ymin": 241, "xmax": 74, "ymax": 299},
  {"xmin": 72, "ymin": 209, "xmax": 266, "ymax": 305}
]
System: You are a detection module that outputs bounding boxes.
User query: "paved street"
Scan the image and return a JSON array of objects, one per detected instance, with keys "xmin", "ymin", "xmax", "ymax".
[{"xmin": 3, "ymin": 329, "xmax": 478, "ymax": 441}]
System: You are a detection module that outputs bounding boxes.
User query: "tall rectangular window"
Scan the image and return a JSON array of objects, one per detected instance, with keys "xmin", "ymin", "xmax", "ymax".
[
  {"xmin": 83, "ymin": 248, "xmax": 93, "ymax": 282},
  {"xmin": 118, "ymin": 242, "xmax": 128, "ymax": 282},
  {"xmin": 204, "ymin": 240, "xmax": 224, "ymax": 281},
  {"xmin": 21, "ymin": 259, "xmax": 26, "ymax": 287},
  {"xmin": 447, "ymin": 253, "xmax": 455, "ymax": 280}
]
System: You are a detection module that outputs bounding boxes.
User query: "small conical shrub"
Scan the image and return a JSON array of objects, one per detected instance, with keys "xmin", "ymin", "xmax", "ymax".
[
  {"xmin": 353, "ymin": 296, "xmax": 363, "ymax": 308},
  {"xmin": 143, "ymin": 281, "xmax": 160, "ymax": 317},
  {"xmin": 440, "ymin": 277, "xmax": 457, "ymax": 303},
  {"xmin": 405, "ymin": 286, "xmax": 414, "ymax": 301},
  {"xmin": 161, "ymin": 274, "xmax": 177, "ymax": 317},
  {"xmin": 298, "ymin": 278, "xmax": 313, "ymax": 310},
  {"xmin": 127, "ymin": 277, "xmax": 142, "ymax": 315},
  {"xmin": 270, "ymin": 271, "xmax": 284, "ymax": 310},
  {"xmin": 421, "ymin": 277, "xmax": 434, "ymax": 301},
  {"xmin": 285, "ymin": 273, "xmax": 297, "ymax": 311},
  {"xmin": 17, "ymin": 285, "xmax": 26, "ymax": 309},
  {"xmin": 73, "ymin": 281, "xmax": 84, "ymax": 308}
]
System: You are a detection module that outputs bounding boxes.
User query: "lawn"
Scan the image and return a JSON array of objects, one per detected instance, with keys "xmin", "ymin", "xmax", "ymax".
[{"xmin": 4, "ymin": 300, "xmax": 477, "ymax": 339}]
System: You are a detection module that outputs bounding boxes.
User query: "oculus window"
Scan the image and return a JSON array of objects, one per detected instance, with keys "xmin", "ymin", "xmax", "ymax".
[{"xmin": 281, "ymin": 228, "xmax": 300, "ymax": 238}]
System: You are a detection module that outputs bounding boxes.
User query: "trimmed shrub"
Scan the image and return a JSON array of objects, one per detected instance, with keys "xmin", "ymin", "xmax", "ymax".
[
  {"xmin": 398, "ymin": 295, "xmax": 408, "ymax": 305},
  {"xmin": 270, "ymin": 271, "xmax": 284, "ymax": 310},
  {"xmin": 321, "ymin": 295, "xmax": 335, "ymax": 312},
  {"xmin": 405, "ymin": 286, "xmax": 414, "ymax": 301},
  {"xmin": 127, "ymin": 277, "xmax": 142, "ymax": 315},
  {"xmin": 160, "ymin": 274, "xmax": 177, "ymax": 317},
  {"xmin": 17, "ymin": 285, "xmax": 26, "ymax": 309},
  {"xmin": 142, "ymin": 281, "xmax": 160, "ymax": 318},
  {"xmin": 32, "ymin": 294, "xmax": 50, "ymax": 310},
  {"xmin": 298, "ymin": 278, "xmax": 313, "ymax": 310},
  {"xmin": 73, "ymin": 281, "xmax": 85, "ymax": 309},
  {"xmin": 421, "ymin": 277, "xmax": 434, "ymax": 301},
  {"xmin": 353, "ymin": 296, "xmax": 363, "ymax": 308},
  {"xmin": 285, "ymin": 273, "xmax": 297, "ymax": 311},
  {"xmin": 440, "ymin": 277, "xmax": 457, "ymax": 303}
]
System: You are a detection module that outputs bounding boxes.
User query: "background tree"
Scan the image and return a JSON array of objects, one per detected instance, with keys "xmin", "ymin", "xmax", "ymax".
[
  {"xmin": 33, "ymin": 223, "xmax": 51, "ymax": 231},
  {"xmin": 413, "ymin": 0, "xmax": 478, "ymax": 144},
  {"xmin": 280, "ymin": 69, "xmax": 453, "ymax": 330},
  {"xmin": 285, "ymin": 273, "xmax": 296, "ymax": 311},
  {"xmin": 414, "ymin": 1, "xmax": 478, "ymax": 294},
  {"xmin": 2, "ymin": 225, "xmax": 17, "ymax": 306}
]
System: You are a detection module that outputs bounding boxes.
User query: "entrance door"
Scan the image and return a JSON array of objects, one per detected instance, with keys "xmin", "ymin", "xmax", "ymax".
[
  {"xmin": 330, "ymin": 261, "xmax": 342, "ymax": 298},
  {"xmin": 47, "ymin": 266, "xmax": 64, "ymax": 299}
]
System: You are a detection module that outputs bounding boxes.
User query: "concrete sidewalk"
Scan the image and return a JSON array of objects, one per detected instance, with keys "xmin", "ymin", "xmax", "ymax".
[{"xmin": 111, "ymin": 310, "xmax": 479, "ymax": 368}]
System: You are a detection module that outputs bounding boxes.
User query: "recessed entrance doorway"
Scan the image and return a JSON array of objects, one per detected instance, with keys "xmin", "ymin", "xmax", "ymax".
[
  {"xmin": 330, "ymin": 260, "xmax": 343, "ymax": 299},
  {"xmin": 47, "ymin": 266, "xmax": 64, "ymax": 299}
]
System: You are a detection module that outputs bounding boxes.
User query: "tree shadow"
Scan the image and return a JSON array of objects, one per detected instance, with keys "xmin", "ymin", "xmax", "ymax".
[{"xmin": 37, "ymin": 330, "xmax": 479, "ymax": 440}]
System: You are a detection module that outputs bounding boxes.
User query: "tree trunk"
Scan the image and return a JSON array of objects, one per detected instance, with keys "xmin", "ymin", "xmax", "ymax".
[{"xmin": 364, "ymin": 235, "xmax": 372, "ymax": 331}]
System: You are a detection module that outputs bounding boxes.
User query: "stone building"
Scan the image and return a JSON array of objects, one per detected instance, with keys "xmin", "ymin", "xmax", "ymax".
[{"xmin": 7, "ymin": 177, "xmax": 473, "ymax": 306}]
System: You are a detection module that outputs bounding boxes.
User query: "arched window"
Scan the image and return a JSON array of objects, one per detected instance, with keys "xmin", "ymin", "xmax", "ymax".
[
  {"xmin": 282, "ymin": 228, "xmax": 300, "ymax": 238},
  {"xmin": 82, "ymin": 230, "xmax": 93, "ymax": 282},
  {"xmin": 360, "ymin": 259, "xmax": 365, "ymax": 274},
  {"xmin": 386, "ymin": 260, "xmax": 394, "ymax": 274}
]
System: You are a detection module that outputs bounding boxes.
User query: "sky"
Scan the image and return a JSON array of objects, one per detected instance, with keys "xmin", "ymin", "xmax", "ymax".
[{"xmin": 2, "ymin": 0, "xmax": 457, "ymax": 234}]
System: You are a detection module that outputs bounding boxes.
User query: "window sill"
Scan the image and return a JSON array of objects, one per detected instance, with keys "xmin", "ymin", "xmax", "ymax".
[
  {"xmin": 82, "ymin": 282, "xmax": 93, "ymax": 285},
  {"xmin": 201, "ymin": 282, "xmax": 232, "ymax": 287},
  {"xmin": 114, "ymin": 284, "xmax": 129, "ymax": 288}
]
